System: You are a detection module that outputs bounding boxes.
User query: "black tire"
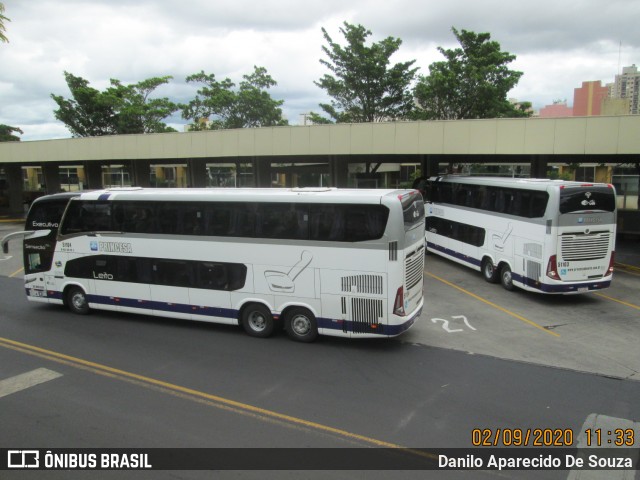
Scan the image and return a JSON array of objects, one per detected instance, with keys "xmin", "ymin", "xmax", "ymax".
[
  {"xmin": 241, "ymin": 303, "xmax": 275, "ymax": 338},
  {"xmin": 481, "ymin": 258, "xmax": 499, "ymax": 283},
  {"xmin": 284, "ymin": 307, "xmax": 318, "ymax": 343},
  {"xmin": 500, "ymin": 264, "xmax": 515, "ymax": 291},
  {"xmin": 66, "ymin": 286, "xmax": 90, "ymax": 315}
]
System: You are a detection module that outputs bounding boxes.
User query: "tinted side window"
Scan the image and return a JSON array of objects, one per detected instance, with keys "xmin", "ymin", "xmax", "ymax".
[
  {"xmin": 153, "ymin": 260, "xmax": 194, "ymax": 288},
  {"xmin": 309, "ymin": 204, "xmax": 389, "ymax": 242},
  {"xmin": 426, "ymin": 217, "xmax": 485, "ymax": 247},
  {"xmin": 60, "ymin": 201, "xmax": 112, "ymax": 235},
  {"xmin": 257, "ymin": 203, "xmax": 309, "ymax": 240},
  {"xmin": 205, "ymin": 202, "xmax": 256, "ymax": 237},
  {"xmin": 196, "ymin": 262, "xmax": 247, "ymax": 291}
]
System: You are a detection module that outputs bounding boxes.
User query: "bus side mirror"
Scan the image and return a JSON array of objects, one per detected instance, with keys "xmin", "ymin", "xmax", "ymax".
[
  {"xmin": 28, "ymin": 229, "xmax": 52, "ymax": 240},
  {"xmin": 1, "ymin": 229, "xmax": 51, "ymax": 255}
]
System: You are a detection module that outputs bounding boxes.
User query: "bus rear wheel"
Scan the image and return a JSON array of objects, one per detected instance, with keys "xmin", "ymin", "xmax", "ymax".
[
  {"xmin": 481, "ymin": 258, "xmax": 499, "ymax": 283},
  {"xmin": 285, "ymin": 307, "xmax": 318, "ymax": 343},
  {"xmin": 500, "ymin": 264, "xmax": 515, "ymax": 291},
  {"xmin": 241, "ymin": 303, "xmax": 275, "ymax": 338},
  {"xmin": 66, "ymin": 286, "xmax": 90, "ymax": 315}
]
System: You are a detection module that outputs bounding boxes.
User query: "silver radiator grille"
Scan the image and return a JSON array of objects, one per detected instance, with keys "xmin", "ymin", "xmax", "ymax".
[
  {"xmin": 347, "ymin": 297, "xmax": 384, "ymax": 334},
  {"xmin": 405, "ymin": 245, "xmax": 425, "ymax": 290},
  {"xmin": 526, "ymin": 260, "xmax": 542, "ymax": 281},
  {"xmin": 561, "ymin": 231, "xmax": 610, "ymax": 261},
  {"xmin": 351, "ymin": 298, "xmax": 383, "ymax": 323},
  {"xmin": 523, "ymin": 243, "xmax": 543, "ymax": 259},
  {"xmin": 341, "ymin": 275, "xmax": 384, "ymax": 295}
]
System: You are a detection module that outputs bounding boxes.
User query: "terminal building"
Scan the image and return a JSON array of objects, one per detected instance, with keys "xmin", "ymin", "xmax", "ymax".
[{"xmin": 1, "ymin": 116, "xmax": 639, "ymax": 220}]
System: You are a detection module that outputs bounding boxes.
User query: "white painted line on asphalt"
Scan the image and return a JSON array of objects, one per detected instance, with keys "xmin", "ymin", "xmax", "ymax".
[{"xmin": 0, "ymin": 368, "xmax": 63, "ymax": 399}]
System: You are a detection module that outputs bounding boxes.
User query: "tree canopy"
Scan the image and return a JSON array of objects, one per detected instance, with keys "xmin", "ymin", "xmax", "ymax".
[
  {"xmin": 0, "ymin": 124, "xmax": 23, "ymax": 141},
  {"xmin": 0, "ymin": 2, "xmax": 9, "ymax": 43},
  {"xmin": 51, "ymin": 72, "xmax": 178, "ymax": 137},
  {"xmin": 311, "ymin": 22, "xmax": 418, "ymax": 123},
  {"xmin": 413, "ymin": 28, "xmax": 527, "ymax": 120},
  {"xmin": 181, "ymin": 66, "xmax": 288, "ymax": 130}
]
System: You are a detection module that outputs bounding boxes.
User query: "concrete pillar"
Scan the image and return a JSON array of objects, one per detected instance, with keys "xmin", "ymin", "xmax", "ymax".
[
  {"xmin": 330, "ymin": 156, "xmax": 349, "ymax": 188},
  {"xmin": 253, "ymin": 157, "xmax": 272, "ymax": 187},
  {"xmin": 42, "ymin": 164, "xmax": 61, "ymax": 194},
  {"xmin": 530, "ymin": 155, "xmax": 549, "ymax": 179},
  {"xmin": 424, "ymin": 155, "xmax": 441, "ymax": 178},
  {"xmin": 5, "ymin": 164, "xmax": 25, "ymax": 216},
  {"xmin": 188, "ymin": 158, "xmax": 208, "ymax": 188},
  {"xmin": 84, "ymin": 161, "xmax": 103, "ymax": 190},
  {"xmin": 132, "ymin": 160, "xmax": 151, "ymax": 187}
]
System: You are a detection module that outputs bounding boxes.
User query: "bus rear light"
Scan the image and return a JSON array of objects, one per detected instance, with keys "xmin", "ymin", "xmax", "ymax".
[
  {"xmin": 605, "ymin": 251, "xmax": 615, "ymax": 277},
  {"xmin": 546, "ymin": 255, "xmax": 560, "ymax": 280},
  {"xmin": 393, "ymin": 286, "xmax": 405, "ymax": 316}
]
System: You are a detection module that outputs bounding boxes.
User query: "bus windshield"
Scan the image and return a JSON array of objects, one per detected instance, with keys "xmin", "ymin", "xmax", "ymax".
[{"xmin": 22, "ymin": 194, "xmax": 79, "ymax": 274}]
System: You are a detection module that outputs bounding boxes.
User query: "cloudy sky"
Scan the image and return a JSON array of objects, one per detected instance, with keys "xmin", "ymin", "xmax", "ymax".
[{"xmin": 1, "ymin": 0, "xmax": 639, "ymax": 141}]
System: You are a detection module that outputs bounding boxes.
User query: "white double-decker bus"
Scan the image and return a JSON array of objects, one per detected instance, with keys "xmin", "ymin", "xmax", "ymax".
[
  {"xmin": 3, "ymin": 187, "xmax": 425, "ymax": 341},
  {"xmin": 413, "ymin": 175, "xmax": 616, "ymax": 294}
]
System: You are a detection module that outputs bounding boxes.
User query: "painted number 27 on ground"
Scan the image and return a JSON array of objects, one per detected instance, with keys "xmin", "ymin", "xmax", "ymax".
[{"xmin": 431, "ymin": 315, "xmax": 476, "ymax": 333}]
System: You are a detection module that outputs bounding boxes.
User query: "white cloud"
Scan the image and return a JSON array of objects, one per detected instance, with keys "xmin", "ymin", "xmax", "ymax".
[{"xmin": 1, "ymin": 0, "xmax": 639, "ymax": 140}]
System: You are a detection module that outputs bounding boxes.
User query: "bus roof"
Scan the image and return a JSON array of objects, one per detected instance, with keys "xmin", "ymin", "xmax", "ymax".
[
  {"xmin": 428, "ymin": 175, "xmax": 613, "ymax": 191},
  {"xmin": 74, "ymin": 187, "xmax": 418, "ymax": 204}
]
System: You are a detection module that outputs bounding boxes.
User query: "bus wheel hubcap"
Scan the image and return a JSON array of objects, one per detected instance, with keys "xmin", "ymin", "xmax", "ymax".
[
  {"xmin": 292, "ymin": 315, "xmax": 310, "ymax": 335},
  {"xmin": 73, "ymin": 294, "xmax": 85, "ymax": 309},
  {"xmin": 248, "ymin": 312, "xmax": 266, "ymax": 331}
]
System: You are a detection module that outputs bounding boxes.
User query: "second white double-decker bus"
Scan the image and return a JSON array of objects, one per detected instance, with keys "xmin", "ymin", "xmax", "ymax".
[
  {"xmin": 3, "ymin": 187, "xmax": 425, "ymax": 342},
  {"xmin": 414, "ymin": 175, "xmax": 616, "ymax": 294}
]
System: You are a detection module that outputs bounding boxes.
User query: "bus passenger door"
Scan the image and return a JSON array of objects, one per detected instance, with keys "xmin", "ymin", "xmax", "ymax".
[
  {"xmin": 90, "ymin": 256, "xmax": 123, "ymax": 312},
  {"xmin": 188, "ymin": 262, "xmax": 234, "ymax": 325},
  {"xmin": 150, "ymin": 259, "xmax": 193, "ymax": 320}
]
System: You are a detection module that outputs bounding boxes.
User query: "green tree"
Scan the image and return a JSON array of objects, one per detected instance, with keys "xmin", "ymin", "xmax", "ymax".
[
  {"xmin": 0, "ymin": 124, "xmax": 23, "ymax": 141},
  {"xmin": 312, "ymin": 22, "xmax": 418, "ymax": 123},
  {"xmin": 105, "ymin": 77, "xmax": 179, "ymax": 133},
  {"xmin": 182, "ymin": 66, "xmax": 288, "ymax": 130},
  {"xmin": 51, "ymin": 72, "xmax": 178, "ymax": 137},
  {"xmin": 0, "ymin": 2, "xmax": 9, "ymax": 43},
  {"xmin": 413, "ymin": 28, "xmax": 527, "ymax": 120}
]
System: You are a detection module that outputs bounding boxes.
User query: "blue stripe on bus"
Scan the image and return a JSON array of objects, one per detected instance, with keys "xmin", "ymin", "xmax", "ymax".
[
  {"xmin": 98, "ymin": 193, "xmax": 111, "ymax": 201},
  {"xmin": 86, "ymin": 294, "xmax": 238, "ymax": 318},
  {"xmin": 317, "ymin": 304, "xmax": 421, "ymax": 336},
  {"xmin": 426, "ymin": 241, "xmax": 482, "ymax": 267},
  {"xmin": 427, "ymin": 241, "xmax": 611, "ymax": 293},
  {"xmin": 43, "ymin": 290, "xmax": 418, "ymax": 336}
]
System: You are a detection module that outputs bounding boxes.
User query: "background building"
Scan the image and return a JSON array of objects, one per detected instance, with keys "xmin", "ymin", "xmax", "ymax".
[
  {"xmin": 539, "ymin": 101, "xmax": 573, "ymax": 118},
  {"xmin": 608, "ymin": 64, "xmax": 640, "ymax": 115},
  {"xmin": 573, "ymin": 81, "xmax": 609, "ymax": 116}
]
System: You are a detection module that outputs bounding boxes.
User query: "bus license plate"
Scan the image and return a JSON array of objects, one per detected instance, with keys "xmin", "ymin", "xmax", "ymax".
[{"xmin": 30, "ymin": 289, "xmax": 46, "ymax": 297}]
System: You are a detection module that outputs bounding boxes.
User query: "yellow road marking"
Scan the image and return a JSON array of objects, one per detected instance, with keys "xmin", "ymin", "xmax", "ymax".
[
  {"xmin": 0, "ymin": 336, "xmax": 435, "ymax": 461},
  {"xmin": 594, "ymin": 293, "xmax": 640, "ymax": 311},
  {"xmin": 425, "ymin": 272, "xmax": 560, "ymax": 338},
  {"xmin": 9, "ymin": 267, "xmax": 24, "ymax": 278},
  {"xmin": 614, "ymin": 263, "xmax": 640, "ymax": 277}
]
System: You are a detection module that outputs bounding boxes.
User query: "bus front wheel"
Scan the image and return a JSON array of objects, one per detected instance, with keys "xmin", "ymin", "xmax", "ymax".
[
  {"xmin": 500, "ymin": 264, "xmax": 515, "ymax": 291},
  {"xmin": 241, "ymin": 303, "xmax": 275, "ymax": 338},
  {"xmin": 66, "ymin": 286, "xmax": 90, "ymax": 315},
  {"xmin": 285, "ymin": 307, "xmax": 318, "ymax": 343},
  {"xmin": 482, "ymin": 258, "xmax": 499, "ymax": 283}
]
